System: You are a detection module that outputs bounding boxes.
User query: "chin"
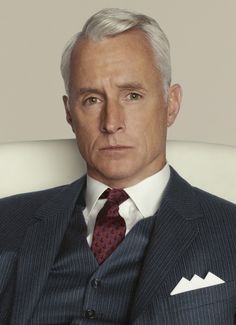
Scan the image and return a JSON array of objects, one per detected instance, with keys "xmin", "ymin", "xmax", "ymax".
[
  {"xmin": 102, "ymin": 168, "xmax": 133, "ymax": 181},
  {"xmin": 101, "ymin": 165, "xmax": 144, "ymax": 187}
]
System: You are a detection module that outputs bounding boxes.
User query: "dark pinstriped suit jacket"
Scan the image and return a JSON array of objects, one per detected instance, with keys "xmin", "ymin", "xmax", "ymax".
[{"xmin": 0, "ymin": 167, "xmax": 236, "ymax": 324}]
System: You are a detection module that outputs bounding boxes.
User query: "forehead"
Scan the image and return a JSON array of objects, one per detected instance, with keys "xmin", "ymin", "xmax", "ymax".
[
  {"xmin": 72, "ymin": 30, "xmax": 157, "ymax": 69},
  {"xmin": 69, "ymin": 30, "xmax": 160, "ymax": 88}
]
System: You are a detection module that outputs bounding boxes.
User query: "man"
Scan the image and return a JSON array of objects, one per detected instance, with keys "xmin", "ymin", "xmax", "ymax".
[{"xmin": 0, "ymin": 8, "xmax": 235, "ymax": 325}]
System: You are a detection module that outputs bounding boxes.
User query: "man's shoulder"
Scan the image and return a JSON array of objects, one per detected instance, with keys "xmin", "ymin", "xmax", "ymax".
[
  {"xmin": 168, "ymin": 167, "xmax": 236, "ymax": 225},
  {"xmin": 0, "ymin": 177, "xmax": 84, "ymax": 225},
  {"xmin": 190, "ymin": 186, "xmax": 236, "ymax": 233},
  {"xmin": 0, "ymin": 177, "xmax": 85, "ymax": 249},
  {"xmin": 0, "ymin": 184, "xmax": 67, "ymax": 211},
  {"xmin": 193, "ymin": 186, "xmax": 236, "ymax": 213},
  {"xmin": 0, "ymin": 186, "xmax": 63, "ymax": 234}
]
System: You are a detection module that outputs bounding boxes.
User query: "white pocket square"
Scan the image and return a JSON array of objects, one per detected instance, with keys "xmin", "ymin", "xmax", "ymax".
[{"xmin": 170, "ymin": 272, "xmax": 225, "ymax": 296}]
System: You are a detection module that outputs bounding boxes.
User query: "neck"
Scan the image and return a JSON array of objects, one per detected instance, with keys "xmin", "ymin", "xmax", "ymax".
[{"xmin": 87, "ymin": 162, "xmax": 167, "ymax": 189}]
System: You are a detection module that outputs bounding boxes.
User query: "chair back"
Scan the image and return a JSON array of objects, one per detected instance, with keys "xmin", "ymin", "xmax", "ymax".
[{"xmin": 0, "ymin": 139, "xmax": 235, "ymax": 203}]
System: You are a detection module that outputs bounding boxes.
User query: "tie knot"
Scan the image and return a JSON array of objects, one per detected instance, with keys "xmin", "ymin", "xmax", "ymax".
[{"xmin": 100, "ymin": 188, "xmax": 129, "ymax": 205}]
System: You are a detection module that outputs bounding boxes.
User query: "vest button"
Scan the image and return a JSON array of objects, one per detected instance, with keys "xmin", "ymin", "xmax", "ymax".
[
  {"xmin": 84, "ymin": 309, "xmax": 96, "ymax": 319},
  {"xmin": 91, "ymin": 278, "xmax": 101, "ymax": 288}
]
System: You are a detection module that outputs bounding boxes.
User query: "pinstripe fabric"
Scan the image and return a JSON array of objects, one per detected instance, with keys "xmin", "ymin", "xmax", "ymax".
[
  {"xmin": 81, "ymin": 216, "xmax": 155, "ymax": 323},
  {"xmin": 0, "ymin": 252, "xmax": 16, "ymax": 297},
  {"xmin": 30, "ymin": 202, "xmax": 155, "ymax": 324},
  {"xmin": 130, "ymin": 169, "xmax": 236, "ymax": 324},
  {"xmin": 9, "ymin": 179, "xmax": 86, "ymax": 325},
  {"xmin": 0, "ymin": 252, "xmax": 17, "ymax": 324},
  {"xmin": 0, "ymin": 167, "xmax": 235, "ymax": 324},
  {"xmin": 133, "ymin": 281, "xmax": 236, "ymax": 324}
]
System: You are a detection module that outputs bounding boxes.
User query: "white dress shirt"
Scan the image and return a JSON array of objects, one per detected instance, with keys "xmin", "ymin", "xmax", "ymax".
[{"xmin": 83, "ymin": 164, "xmax": 170, "ymax": 246}]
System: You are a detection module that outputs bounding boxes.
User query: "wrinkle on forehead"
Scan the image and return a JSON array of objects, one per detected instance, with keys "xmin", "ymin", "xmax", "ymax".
[
  {"xmin": 69, "ymin": 30, "xmax": 162, "ymax": 95},
  {"xmin": 71, "ymin": 30, "xmax": 157, "ymax": 71}
]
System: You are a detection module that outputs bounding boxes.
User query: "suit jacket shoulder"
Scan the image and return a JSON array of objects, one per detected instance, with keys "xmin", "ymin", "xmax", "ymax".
[
  {"xmin": 0, "ymin": 178, "xmax": 85, "ymax": 250},
  {"xmin": 193, "ymin": 186, "xmax": 236, "ymax": 224},
  {"xmin": 167, "ymin": 166, "xmax": 236, "ymax": 223}
]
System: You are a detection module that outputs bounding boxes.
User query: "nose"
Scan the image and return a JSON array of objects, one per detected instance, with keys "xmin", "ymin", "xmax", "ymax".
[{"xmin": 100, "ymin": 100, "xmax": 125, "ymax": 134}]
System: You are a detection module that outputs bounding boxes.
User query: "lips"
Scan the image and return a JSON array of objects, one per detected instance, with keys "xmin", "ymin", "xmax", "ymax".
[{"xmin": 100, "ymin": 145, "xmax": 133, "ymax": 151}]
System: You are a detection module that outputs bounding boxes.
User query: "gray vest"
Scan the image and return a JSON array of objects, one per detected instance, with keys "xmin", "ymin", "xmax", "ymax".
[{"xmin": 30, "ymin": 202, "xmax": 156, "ymax": 324}]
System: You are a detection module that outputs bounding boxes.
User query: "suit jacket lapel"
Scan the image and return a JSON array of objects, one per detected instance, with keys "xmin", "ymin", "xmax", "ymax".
[
  {"xmin": 131, "ymin": 167, "xmax": 202, "ymax": 319},
  {"xmin": 10, "ymin": 177, "xmax": 86, "ymax": 325}
]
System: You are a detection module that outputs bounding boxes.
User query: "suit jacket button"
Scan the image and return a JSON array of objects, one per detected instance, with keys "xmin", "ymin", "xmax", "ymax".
[
  {"xmin": 91, "ymin": 278, "xmax": 101, "ymax": 288},
  {"xmin": 84, "ymin": 309, "xmax": 96, "ymax": 319}
]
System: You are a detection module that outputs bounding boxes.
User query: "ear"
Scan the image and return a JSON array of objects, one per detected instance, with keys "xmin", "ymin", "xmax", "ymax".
[
  {"xmin": 167, "ymin": 84, "xmax": 182, "ymax": 127},
  {"xmin": 63, "ymin": 95, "xmax": 75, "ymax": 132}
]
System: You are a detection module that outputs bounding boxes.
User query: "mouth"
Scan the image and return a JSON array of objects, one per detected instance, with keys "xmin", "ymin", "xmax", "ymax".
[{"xmin": 100, "ymin": 145, "xmax": 133, "ymax": 151}]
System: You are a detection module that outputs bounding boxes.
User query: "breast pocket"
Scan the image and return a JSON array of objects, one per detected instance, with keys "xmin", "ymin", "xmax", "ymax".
[{"xmin": 163, "ymin": 281, "xmax": 236, "ymax": 325}]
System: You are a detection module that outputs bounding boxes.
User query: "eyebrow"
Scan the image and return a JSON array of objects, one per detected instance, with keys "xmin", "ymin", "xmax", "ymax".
[
  {"xmin": 77, "ymin": 88, "xmax": 103, "ymax": 95},
  {"xmin": 117, "ymin": 82, "xmax": 146, "ymax": 91},
  {"xmin": 76, "ymin": 82, "xmax": 146, "ymax": 96}
]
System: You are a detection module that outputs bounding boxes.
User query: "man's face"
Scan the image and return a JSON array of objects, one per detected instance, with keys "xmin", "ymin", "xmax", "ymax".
[{"xmin": 64, "ymin": 30, "xmax": 181, "ymax": 188}]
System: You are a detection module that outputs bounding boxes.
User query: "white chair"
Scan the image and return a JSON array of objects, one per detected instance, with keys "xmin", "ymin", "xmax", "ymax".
[{"xmin": 0, "ymin": 139, "xmax": 235, "ymax": 203}]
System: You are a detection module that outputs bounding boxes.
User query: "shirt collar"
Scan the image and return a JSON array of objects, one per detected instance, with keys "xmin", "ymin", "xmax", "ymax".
[
  {"xmin": 85, "ymin": 176, "xmax": 108, "ymax": 215},
  {"xmin": 125, "ymin": 164, "xmax": 170, "ymax": 217},
  {"xmin": 85, "ymin": 164, "xmax": 170, "ymax": 217}
]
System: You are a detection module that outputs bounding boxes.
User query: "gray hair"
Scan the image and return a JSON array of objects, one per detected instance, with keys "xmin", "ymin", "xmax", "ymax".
[{"xmin": 60, "ymin": 8, "xmax": 171, "ymax": 95}]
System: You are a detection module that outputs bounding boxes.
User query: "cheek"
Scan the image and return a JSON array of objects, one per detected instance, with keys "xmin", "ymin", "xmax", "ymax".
[
  {"xmin": 72, "ymin": 112, "xmax": 94, "ymax": 137},
  {"xmin": 137, "ymin": 111, "xmax": 167, "ymax": 147},
  {"xmin": 73, "ymin": 119, "xmax": 100, "ymax": 157}
]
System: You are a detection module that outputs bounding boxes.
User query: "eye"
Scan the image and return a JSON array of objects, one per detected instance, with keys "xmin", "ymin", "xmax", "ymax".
[
  {"xmin": 127, "ymin": 92, "xmax": 142, "ymax": 101},
  {"xmin": 84, "ymin": 96, "xmax": 102, "ymax": 106}
]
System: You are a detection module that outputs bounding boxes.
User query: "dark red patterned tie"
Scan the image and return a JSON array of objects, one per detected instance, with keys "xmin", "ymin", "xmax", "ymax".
[{"xmin": 91, "ymin": 188, "xmax": 129, "ymax": 264}]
